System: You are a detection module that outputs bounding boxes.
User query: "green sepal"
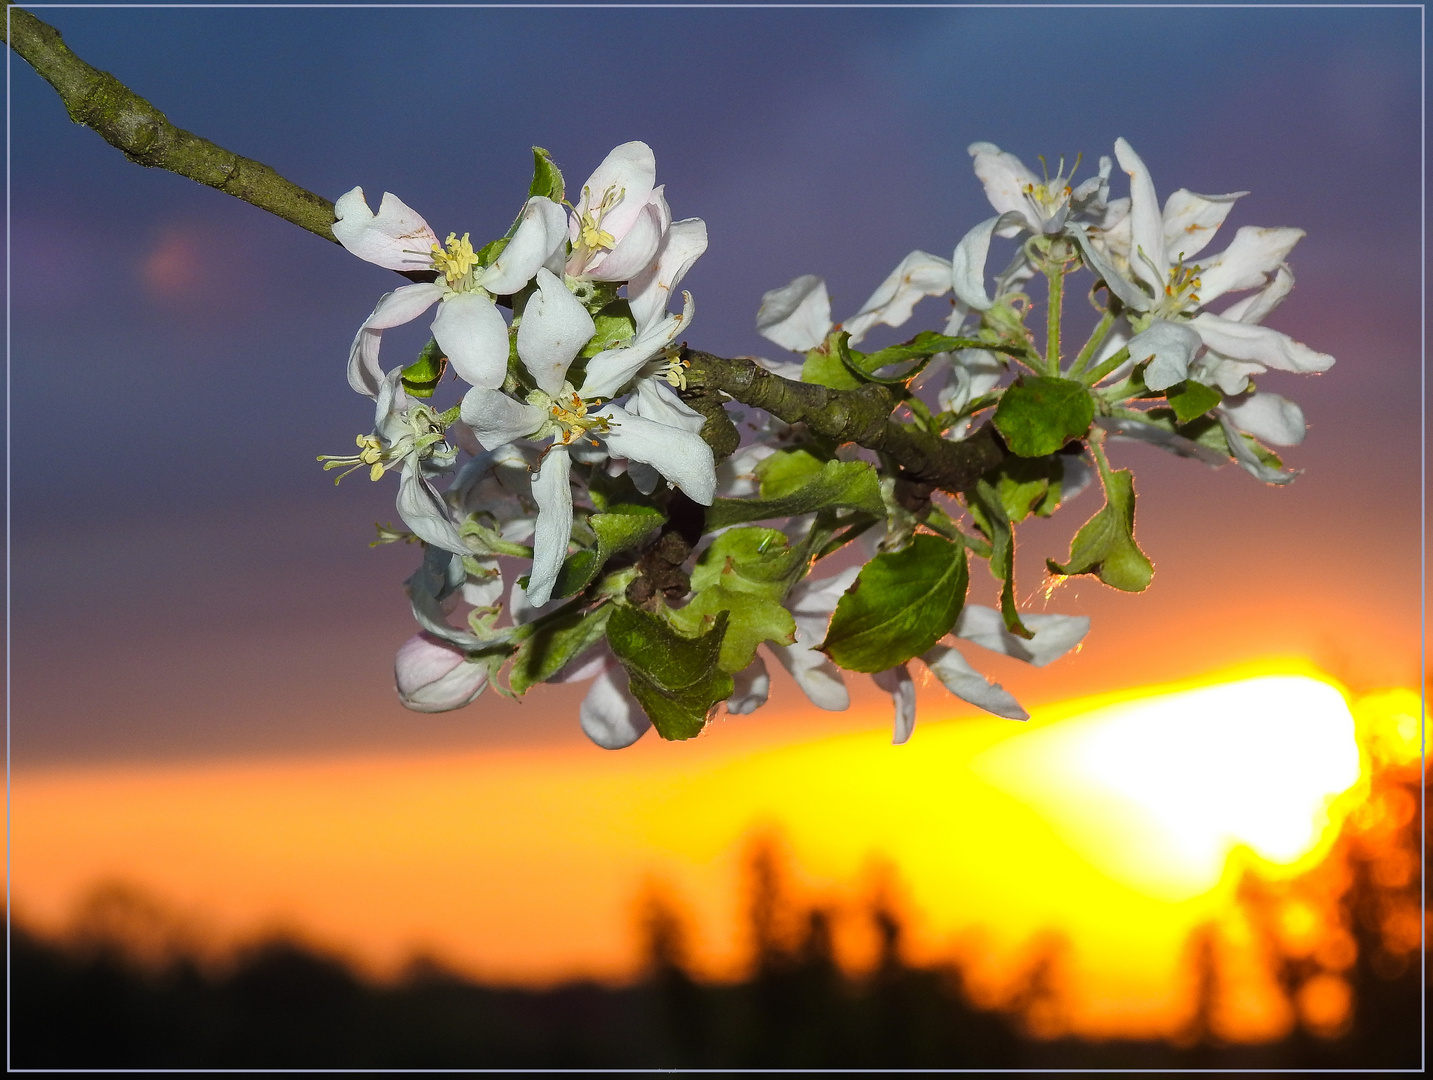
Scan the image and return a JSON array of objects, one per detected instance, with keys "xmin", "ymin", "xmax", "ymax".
[
  {"xmin": 705, "ymin": 456, "xmax": 884, "ymax": 529},
  {"xmin": 401, "ymin": 339, "xmax": 446, "ymax": 399},
  {"xmin": 993, "ymin": 376, "xmax": 1095, "ymax": 457},
  {"xmin": 819, "ymin": 534, "xmax": 968, "ymax": 673},
  {"xmin": 552, "ymin": 505, "xmax": 664, "ymax": 599},
  {"xmin": 1165, "ymin": 379, "xmax": 1222, "ymax": 424},
  {"xmin": 965, "ymin": 480, "xmax": 1032, "ymax": 639},
  {"xmin": 579, "ymin": 299, "xmax": 636, "ymax": 358},
  {"xmin": 528, "ymin": 146, "xmax": 565, "ymax": 204},
  {"xmin": 507, "ymin": 602, "xmax": 613, "ymax": 695},
  {"xmin": 608, "ymin": 606, "xmax": 734, "ymax": 741},
  {"xmin": 1046, "ymin": 466, "xmax": 1153, "ymax": 592},
  {"xmin": 669, "ymin": 586, "xmax": 796, "ymax": 674}
]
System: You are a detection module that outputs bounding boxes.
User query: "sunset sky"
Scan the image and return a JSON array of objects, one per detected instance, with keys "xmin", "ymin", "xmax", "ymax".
[{"xmin": 7, "ymin": 2, "xmax": 1423, "ymax": 1044}]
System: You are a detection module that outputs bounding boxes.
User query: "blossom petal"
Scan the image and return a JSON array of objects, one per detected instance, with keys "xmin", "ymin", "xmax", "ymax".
[
  {"xmin": 727, "ymin": 655, "xmax": 771, "ymax": 716},
  {"xmin": 1193, "ymin": 354, "xmax": 1267, "ymax": 396},
  {"xmin": 968, "ymin": 141, "xmax": 1041, "ymax": 229},
  {"xmin": 433, "ymin": 292, "xmax": 511, "ymax": 389},
  {"xmin": 756, "ymin": 274, "xmax": 833, "ymax": 352},
  {"xmin": 479, "ymin": 196, "xmax": 568, "ymax": 295},
  {"xmin": 629, "ymin": 217, "xmax": 708, "ymax": 334},
  {"xmin": 633, "ymin": 378, "xmax": 706, "ymax": 435},
  {"xmin": 395, "ymin": 633, "xmax": 488, "ymax": 713},
  {"xmin": 844, "ymin": 250, "xmax": 953, "ymax": 344},
  {"xmin": 395, "ymin": 459, "xmax": 469, "ymax": 556},
  {"xmin": 526, "ymin": 445, "xmax": 573, "ymax": 607},
  {"xmin": 1196, "ymin": 227, "xmax": 1304, "ymax": 305},
  {"xmin": 872, "ymin": 664, "xmax": 916, "ymax": 745},
  {"xmin": 953, "ymin": 604, "xmax": 1090, "ymax": 667},
  {"xmin": 579, "ymin": 662, "xmax": 652, "ymax": 749},
  {"xmin": 1161, "ymin": 188, "xmax": 1246, "ymax": 261},
  {"xmin": 459, "ymin": 387, "xmax": 545, "ymax": 449},
  {"xmin": 572, "ymin": 141, "xmax": 658, "ymax": 247},
  {"xmin": 1219, "ymin": 263, "xmax": 1294, "ymax": 325},
  {"xmin": 770, "ymin": 640, "xmax": 849, "ymax": 711},
  {"xmin": 597, "ymin": 403, "xmax": 716, "ymax": 504},
  {"xmin": 952, "ymin": 213, "xmax": 1023, "ymax": 311},
  {"xmin": 1069, "ymin": 224, "xmax": 1150, "ymax": 311},
  {"xmin": 517, "ymin": 268, "xmax": 597, "ymax": 395},
  {"xmin": 1218, "ymin": 413, "xmax": 1300, "ymax": 485},
  {"xmin": 347, "ymin": 283, "xmax": 445, "ymax": 397},
  {"xmin": 920, "ymin": 643, "xmax": 1028, "ymax": 720},
  {"xmin": 1190, "ymin": 313, "xmax": 1335, "ymax": 375},
  {"xmin": 1113, "ymin": 137, "xmax": 1167, "ymax": 292},
  {"xmin": 587, "ymin": 199, "xmax": 664, "ymax": 282},
  {"xmin": 1095, "ymin": 415, "xmax": 1229, "ymax": 467},
  {"xmin": 1128, "ymin": 318, "xmax": 1203, "ymax": 391},
  {"xmin": 332, "ymin": 187, "xmax": 438, "ymax": 272},
  {"xmin": 580, "ymin": 292, "xmax": 693, "ymax": 399},
  {"xmin": 1220, "ymin": 391, "xmax": 1306, "ymax": 447},
  {"xmin": 406, "ymin": 547, "xmax": 483, "ymax": 650}
]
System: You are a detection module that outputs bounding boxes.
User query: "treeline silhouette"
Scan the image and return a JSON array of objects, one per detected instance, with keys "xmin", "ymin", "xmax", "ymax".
[{"xmin": 11, "ymin": 762, "xmax": 1423, "ymax": 1069}]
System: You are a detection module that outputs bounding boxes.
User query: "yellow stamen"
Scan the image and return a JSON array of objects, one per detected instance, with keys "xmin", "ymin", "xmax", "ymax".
[{"xmin": 430, "ymin": 232, "xmax": 480, "ymax": 288}]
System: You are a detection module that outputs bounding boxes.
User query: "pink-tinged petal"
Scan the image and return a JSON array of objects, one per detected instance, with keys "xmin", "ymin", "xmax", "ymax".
[
  {"xmin": 459, "ymin": 386, "xmax": 544, "ymax": 450},
  {"xmin": 1161, "ymin": 188, "xmax": 1246, "ymax": 262},
  {"xmin": 580, "ymin": 292, "xmax": 694, "ymax": 399},
  {"xmin": 1113, "ymin": 138, "xmax": 1167, "ymax": 293},
  {"xmin": 573, "ymin": 141, "xmax": 658, "ymax": 244},
  {"xmin": 1220, "ymin": 391, "xmax": 1305, "ymax": 446},
  {"xmin": 433, "ymin": 292, "xmax": 511, "ymax": 389},
  {"xmin": 1218, "ymin": 414, "xmax": 1301, "ymax": 485},
  {"xmin": 586, "ymin": 200, "xmax": 664, "ymax": 282},
  {"xmin": 953, "ymin": 604, "xmax": 1090, "ymax": 667},
  {"xmin": 395, "ymin": 633, "xmax": 488, "ymax": 713},
  {"xmin": 727, "ymin": 656, "xmax": 770, "ymax": 715},
  {"xmin": 526, "ymin": 446, "xmax": 574, "ymax": 607},
  {"xmin": 919, "ymin": 644, "xmax": 1028, "ymax": 720},
  {"xmin": 347, "ymin": 284, "xmax": 445, "ymax": 397},
  {"xmin": 596, "ymin": 403, "xmax": 716, "ymax": 505},
  {"xmin": 479, "ymin": 197, "xmax": 568, "ymax": 295},
  {"xmin": 395, "ymin": 460, "xmax": 470, "ymax": 556},
  {"xmin": 1196, "ymin": 226, "xmax": 1304, "ymax": 305},
  {"xmin": 1190, "ymin": 312, "xmax": 1335, "ymax": 375},
  {"xmin": 629, "ymin": 217, "xmax": 708, "ymax": 334},
  {"xmin": 967, "ymin": 141, "xmax": 1041, "ymax": 229},
  {"xmin": 517, "ymin": 268, "xmax": 596, "ymax": 395},
  {"xmin": 1128, "ymin": 318, "xmax": 1203, "ymax": 391},
  {"xmin": 332, "ymin": 187, "xmax": 439, "ymax": 272},
  {"xmin": 579, "ymin": 663, "xmax": 652, "ymax": 749},
  {"xmin": 844, "ymin": 250, "xmax": 953, "ymax": 344},
  {"xmin": 756, "ymin": 274, "xmax": 832, "ymax": 352},
  {"xmin": 1219, "ymin": 264, "xmax": 1294, "ymax": 325},
  {"xmin": 872, "ymin": 664, "xmax": 917, "ymax": 744}
]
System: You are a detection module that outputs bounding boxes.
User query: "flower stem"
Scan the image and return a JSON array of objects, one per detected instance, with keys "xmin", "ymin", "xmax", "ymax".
[
  {"xmin": 1079, "ymin": 345, "xmax": 1131, "ymax": 387},
  {"xmin": 1068, "ymin": 309, "xmax": 1116, "ymax": 379},
  {"xmin": 1044, "ymin": 264, "xmax": 1063, "ymax": 376}
]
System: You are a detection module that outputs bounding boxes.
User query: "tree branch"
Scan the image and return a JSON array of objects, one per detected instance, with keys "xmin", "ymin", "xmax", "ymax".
[
  {"xmin": 5, "ymin": 3, "xmax": 339, "ymax": 243},
  {"xmin": 681, "ymin": 350, "xmax": 1006, "ymax": 494}
]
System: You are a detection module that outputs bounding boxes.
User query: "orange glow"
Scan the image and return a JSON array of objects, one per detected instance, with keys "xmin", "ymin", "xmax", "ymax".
[{"xmin": 8, "ymin": 662, "xmax": 1390, "ymax": 1041}]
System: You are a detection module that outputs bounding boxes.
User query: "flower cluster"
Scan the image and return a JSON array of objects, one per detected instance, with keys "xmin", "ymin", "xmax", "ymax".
[{"xmin": 325, "ymin": 137, "xmax": 1335, "ymax": 750}]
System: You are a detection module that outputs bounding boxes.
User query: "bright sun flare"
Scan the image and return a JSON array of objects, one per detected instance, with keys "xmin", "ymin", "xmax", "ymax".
[{"xmin": 972, "ymin": 674, "xmax": 1362, "ymax": 901}]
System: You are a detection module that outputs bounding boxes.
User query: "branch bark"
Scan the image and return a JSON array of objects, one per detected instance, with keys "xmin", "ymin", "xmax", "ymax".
[
  {"xmin": 5, "ymin": 3, "xmax": 339, "ymax": 243},
  {"xmin": 681, "ymin": 350, "xmax": 1006, "ymax": 494}
]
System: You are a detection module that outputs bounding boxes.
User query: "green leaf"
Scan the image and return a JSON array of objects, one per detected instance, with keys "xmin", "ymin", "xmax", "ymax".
[
  {"xmin": 706, "ymin": 458, "xmax": 884, "ymax": 529},
  {"xmin": 579, "ymin": 299, "xmax": 636, "ymax": 358},
  {"xmin": 802, "ymin": 332, "xmax": 862, "ymax": 390},
  {"xmin": 861, "ymin": 331, "xmax": 989, "ymax": 371},
  {"xmin": 690, "ymin": 526, "xmax": 803, "ymax": 600},
  {"xmin": 553, "ymin": 505, "xmax": 664, "ymax": 598},
  {"xmin": 669, "ymin": 585, "xmax": 796, "ymax": 674},
  {"xmin": 755, "ymin": 449, "xmax": 825, "ymax": 499},
  {"xmin": 1165, "ymin": 379, "xmax": 1222, "ymax": 424},
  {"xmin": 1046, "ymin": 466, "xmax": 1153, "ymax": 592},
  {"xmin": 476, "ymin": 237, "xmax": 508, "ymax": 268},
  {"xmin": 965, "ymin": 480, "xmax": 1032, "ymax": 639},
  {"xmin": 508, "ymin": 603, "xmax": 613, "ymax": 695},
  {"xmin": 608, "ymin": 606, "xmax": 734, "ymax": 741},
  {"xmin": 819, "ymin": 534, "xmax": 968, "ymax": 673},
  {"xmin": 401, "ymin": 339, "xmax": 446, "ymax": 399},
  {"xmin": 587, "ymin": 467, "xmax": 662, "ymax": 513},
  {"xmin": 993, "ymin": 376, "xmax": 1095, "ymax": 457},
  {"xmin": 984, "ymin": 456, "xmax": 1066, "ymax": 525},
  {"xmin": 528, "ymin": 146, "xmax": 565, "ymax": 203}
]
